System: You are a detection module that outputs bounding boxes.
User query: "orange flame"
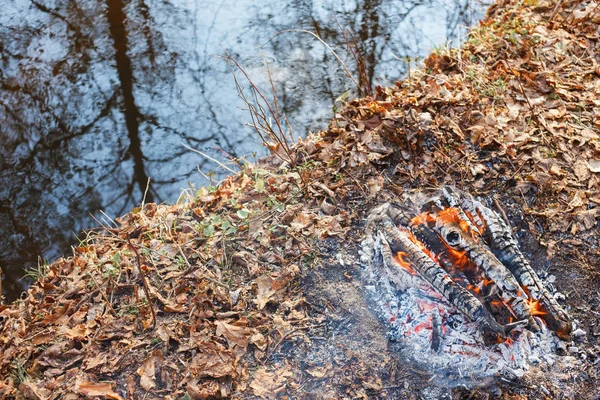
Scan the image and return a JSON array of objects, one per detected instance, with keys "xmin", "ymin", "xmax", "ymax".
[
  {"xmin": 410, "ymin": 212, "xmax": 435, "ymax": 226},
  {"xmin": 466, "ymin": 284, "xmax": 482, "ymax": 295},
  {"xmin": 443, "ymin": 244, "xmax": 470, "ymax": 270},
  {"xmin": 527, "ymin": 298, "xmax": 547, "ymax": 316},
  {"xmin": 405, "ymin": 230, "xmax": 439, "ymax": 264},
  {"xmin": 476, "ymin": 208, "xmax": 487, "ymax": 230},
  {"xmin": 436, "ymin": 207, "xmax": 472, "ymax": 235},
  {"xmin": 395, "ymin": 252, "xmax": 417, "ymax": 275}
]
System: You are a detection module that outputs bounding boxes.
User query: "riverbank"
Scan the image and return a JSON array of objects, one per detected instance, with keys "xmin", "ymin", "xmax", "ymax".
[{"xmin": 1, "ymin": 0, "xmax": 600, "ymax": 398}]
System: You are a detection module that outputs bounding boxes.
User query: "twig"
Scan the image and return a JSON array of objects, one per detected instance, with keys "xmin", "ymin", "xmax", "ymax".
[
  {"xmin": 222, "ymin": 52, "xmax": 296, "ymax": 166},
  {"xmin": 269, "ymin": 29, "xmax": 363, "ymax": 95},
  {"xmin": 141, "ymin": 177, "xmax": 151, "ymax": 208},
  {"xmin": 266, "ymin": 323, "xmax": 325, "ymax": 360},
  {"xmin": 173, "ymin": 244, "xmax": 230, "ymax": 289},
  {"xmin": 512, "ymin": 74, "xmax": 552, "ymax": 142},
  {"xmin": 260, "ymin": 50, "xmax": 294, "ymax": 141},
  {"xmin": 127, "ymin": 235, "xmax": 156, "ymax": 329},
  {"xmin": 493, "ymin": 196, "xmax": 511, "ymax": 227},
  {"xmin": 549, "ymin": 0, "xmax": 563, "ymax": 21},
  {"xmin": 500, "ymin": 377, "xmax": 535, "ymax": 389},
  {"xmin": 333, "ymin": 15, "xmax": 370, "ymax": 96},
  {"xmin": 182, "ymin": 142, "xmax": 236, "ymax": 173},
  {"xmin": 87, "ymin": 272, "xmax": 118, "ymax": 317}
]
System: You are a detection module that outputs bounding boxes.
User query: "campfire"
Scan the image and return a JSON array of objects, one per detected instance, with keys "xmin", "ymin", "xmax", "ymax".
[{"xmin": 361, "ymin": 187, "xmax": 577, "ymax": 385}]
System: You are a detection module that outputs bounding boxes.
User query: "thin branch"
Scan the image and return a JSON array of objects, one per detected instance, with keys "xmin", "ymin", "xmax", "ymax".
[
  {"xmin": 127, "ymin": 235, "xmax": 157, "ymax": 329},
  {"xmin": 181, "ymin": 142, "xmax": 236, "ymax": 173},
  {"xmin": 268, "ymin": 29, "xmax": 362, "ymax": 96}
]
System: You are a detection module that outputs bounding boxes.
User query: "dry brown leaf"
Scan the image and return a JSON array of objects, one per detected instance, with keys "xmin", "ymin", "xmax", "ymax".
[
  {"xmin": 290, "ymin": 212, "xmax": 313, "ymax": 231},
  {"xmin": 543, "ymin": 105, "xmax": 566, "ymax": 119},
  {"xmin": 306, "ymin": 363, "xmax": 332, "ymax": 378},
  {"xmin": 315, "ymin": 215, "xmax": 344, "ymax": 238},
  {"xmin": 588, "ymin": 159, "xmax": 600, "ymax": 173},
  {"xmin": 187, "ymin": 381, "xmax": 221, "ymax": 400},
  {"xmin": 215, "ymin": 320, "xmax": 252, "ymax": 348},
  {"xmin": 250, "ymin": 332, "xmax": 267, "ymax": 351},
  {"xmin": 576, "ymin": 209, "xmax": 598, "ymax": 231},
  {"xmin": 249, "ymin": 367, "xmax": 293, "ymax": 399},
  {"xmin": 78, "ymin": 382, "xmax": 124, "ymax": 400},
  {"xmin": 60, "ymin": 324, "xmax": 93, "ymax": 341},
  {"xmin": 367, "ymin": 175, "xmax": 384, "ymax": 196},
  {"xmin": 136, "ymin": 350, "xmax": 164, "ymax": 391},
  {"xmin": 470, "ymin": 163, "xmax": 487, "ymax": 176},
  {"xmin": 17, "ymin": 382, "xmax": 50, "ymax": 400},
  {"xmin": 188, "ymin": 342, "xmax": 237, "ymax": 379},
  {"xmin": 573, "ymin": 159, "xmax": 591, "ymax": 181},
  {"xmin": 254, "ymin": 276, "xmax": 276, "ymax": 310}
]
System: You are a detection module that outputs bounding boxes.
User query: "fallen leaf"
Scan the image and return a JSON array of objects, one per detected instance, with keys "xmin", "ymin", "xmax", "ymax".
[
  {"xmin": 589, "ymin": 159, "xmax": 600, "ymax": 173},
  {"xmin": 78, "ymin": 382, "xmax": 124, "ymax": 400},
  {"xmin": 470, "ymin": 163, "xmax": 487, "ymax": 176},
  {"xmin": 573, "ymin": 159, "xmax": 590, "ymax": 181},
  {"xmin": 254, "ymin": 276, "xmax": 276, "ymax": 310},
  {"xmin": 188, "ymin": 342, "xmax": 237, "ymax": 379},
  {"xmin": 367, "ymin": 176, "xmax": 384, "ymax": 196},
  {"xmin": 250, "ymin": 332, "xmax": 267, "ymax": 351},
  {"xmin": 17, "ymin": 382, "xmax": 50, "ymax": 400},
  {"xmin": 306, "ymin": 363, "xmax": 332, "ymax": 378},
  {"xmin": 250, "ymin": 367, "xmax": 292, "ymax": 399},
  {"xmin": 290, "ymin": 212, "xmax": 313, "ymax": 231},
  {"xmin": 60, "ymin": 324, "xmax": 93, "ymax": 341},
  {"xmin": 187, "ymin": 381, "xmax": 220, "ymax": 400},
  {"xmin": 136, "ymin": 350, "xmax": 164, "ymax": 391},
  {"xmin": 215, "ymin": 320, "xmax": 252, "ymax": 348}
]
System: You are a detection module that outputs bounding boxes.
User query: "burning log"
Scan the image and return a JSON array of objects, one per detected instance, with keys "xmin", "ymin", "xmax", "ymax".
[
  {"xmin": 437, "ymin": 187, "xmax": 572, "ymax": 338},
  {"xmin": 374, "ymin": 216, "xmax": 508, "ymax": 344}
]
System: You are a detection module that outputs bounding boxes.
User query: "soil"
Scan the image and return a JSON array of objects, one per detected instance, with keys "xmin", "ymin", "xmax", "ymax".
[{"xmin": 1, "ymin": 0, "xmax": 600, "ymax": 398}]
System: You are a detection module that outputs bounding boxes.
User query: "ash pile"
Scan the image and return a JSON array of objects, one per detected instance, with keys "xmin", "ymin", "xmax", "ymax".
[{"xmin": 360, "ymin": 187, "xmax": 583, "ymax": 386}]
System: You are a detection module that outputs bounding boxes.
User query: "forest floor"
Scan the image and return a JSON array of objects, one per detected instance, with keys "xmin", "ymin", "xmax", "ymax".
[{"xmin": 1, "ymin": 0, "xmax": 600, "ymax": 399}]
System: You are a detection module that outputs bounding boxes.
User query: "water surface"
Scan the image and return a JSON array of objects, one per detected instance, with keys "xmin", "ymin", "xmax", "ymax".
[{"xmin": 0, "ymin": 0, "xmax": 490, "ymax": 302}]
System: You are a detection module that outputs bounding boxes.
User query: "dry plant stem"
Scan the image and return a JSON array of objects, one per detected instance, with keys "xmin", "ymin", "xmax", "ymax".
[
  {"xmin": 550, "ymin": 0, "xmax": 564, "ymax": 21},
  {"xmin": 333, "ymin": 15, "xmax": 371, "ymax": 96},
  {"xmin": 260, "ymin": 50, "xmax": 293, "ymax": 141},
  {"xmin": 512, "ymin": 74, "xmax": 552, "ymax": 141},
  {"xmin": 141, "ymin": 177, "xmax": 151, "ymax": 208},
  {"xmin": 270, "ymin": 29, "xmax": 363, "ymax": 96},
  {"xmin": 127, "ymin": 235, "xmax": 157, "ymax": 329},
  {"xmin": 182, "ymin": 142, "xmax": 236, "ymax": 173},
  {"xmin": 215, "ymin": 147, "xmax": 244, "ymax": 170},
  {"xmin": 493, "ymin": 196, "xmax": 511, "ymax": 227},
  {"xmin": 173, "ymin": 243, "xmax": 229, "ymax": 289},
  {"xmin": 88, "ymin": 272, "xmax": 118, "ymax": 317},
  {"xmin": 223, "ymin": 52, "xmax": 295, "ymax": 165},
  {"xmin": 231, "ymin": 66, "xmax": 291, "ymax": 165}
]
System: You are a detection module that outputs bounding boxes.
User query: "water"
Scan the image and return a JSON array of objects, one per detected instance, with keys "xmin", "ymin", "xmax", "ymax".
[{"xmin": 0, "ymin": 0, "xmax": 490, "ymax": 302}]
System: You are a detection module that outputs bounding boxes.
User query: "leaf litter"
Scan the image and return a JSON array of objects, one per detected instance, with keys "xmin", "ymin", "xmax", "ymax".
[{"xmin": 1, "ymin": 0, "xmax": 600, "ymax": 398}]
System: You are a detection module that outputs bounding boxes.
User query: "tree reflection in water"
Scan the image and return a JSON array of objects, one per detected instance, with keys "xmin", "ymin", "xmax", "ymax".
[{"xmin": 0, "ymin": 0, "xmax": 490, "ymax": 301}]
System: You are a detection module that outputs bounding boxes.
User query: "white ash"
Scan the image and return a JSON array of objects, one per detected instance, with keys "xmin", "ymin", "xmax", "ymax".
[{"xmin": 359, "ymin": 233, "xmax": 579, "ymax": 387}]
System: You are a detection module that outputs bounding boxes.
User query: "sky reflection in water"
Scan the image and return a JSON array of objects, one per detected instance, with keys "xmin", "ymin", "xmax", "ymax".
[{"xmin": 0, "ymin": 0, "xmax": 490, "ymax": 301}]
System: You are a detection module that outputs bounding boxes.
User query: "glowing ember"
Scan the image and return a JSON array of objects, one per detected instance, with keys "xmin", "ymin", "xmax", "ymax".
[
  {"xmin": 395, "ymin": 251, "xmax": 416, "ymax": 275},
  {"xmin": 527, "ymin": 298, "xmax": 547, "ymax": 316}
]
